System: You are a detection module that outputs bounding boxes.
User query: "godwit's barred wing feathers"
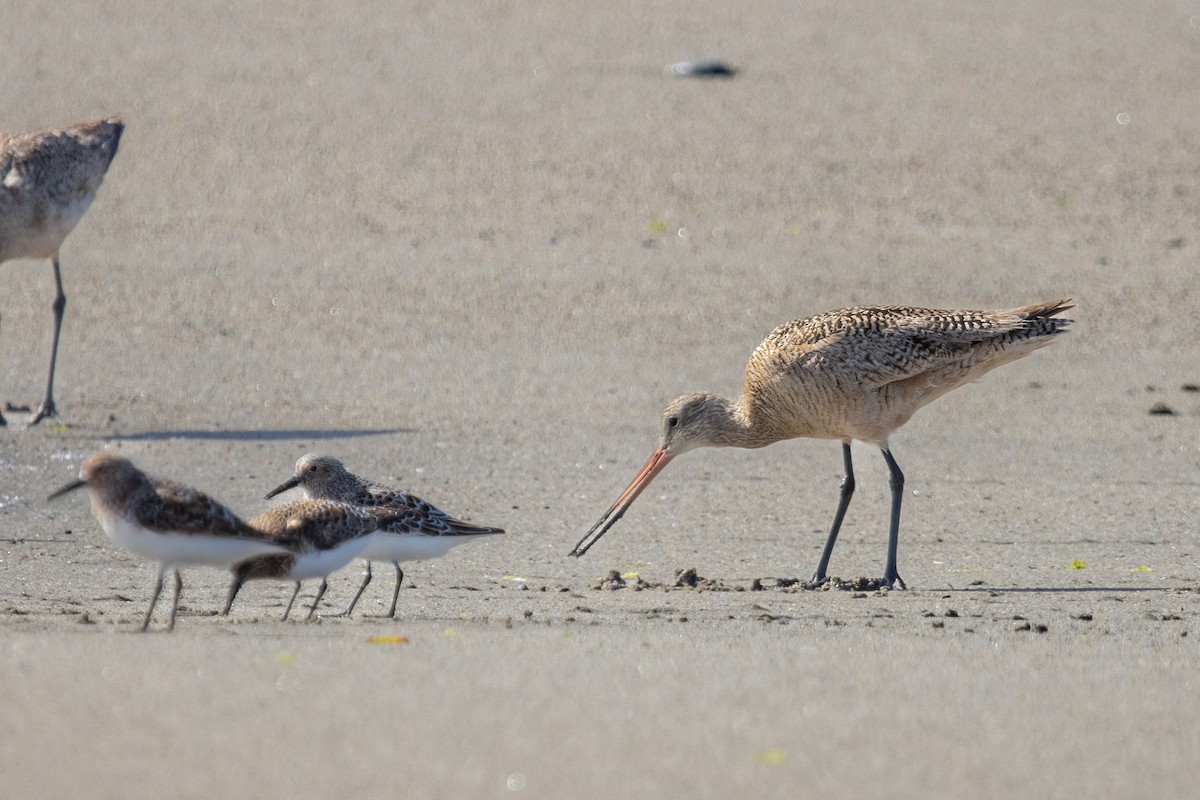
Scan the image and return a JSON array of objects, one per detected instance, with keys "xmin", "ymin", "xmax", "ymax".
[{"xmin": 748, "ymin": 301, "xmax": 1073, "ymax": 393}]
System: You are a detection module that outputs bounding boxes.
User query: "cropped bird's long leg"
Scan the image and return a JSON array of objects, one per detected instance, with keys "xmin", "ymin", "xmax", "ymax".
[
  {"xmin": 142, "ymin": 566, "xmax": 166, "ymax": 632},
  {"xmin": 805, "ymin": 442, "xmax": 855, "ymax": 588},
  {"xmin": 28, "ymin": 254, "xmax": 66, "ymax": 425},
  {"xmin": 282, "ymin": 582, "xmax": 301, "ymax": 620},
  {"xmin": 306, "ymin": 578, "xmax": 329, "ymax": 620},
  {"xmin": 0, "ymin": 311, "xmax": 6, "ymax": 426},
  {"xmin": 880, "ymin": 448, "xmax": 907, "ymax": 590},
  {"xmin": 340, "ymin": 561, "xmax": 372, "ymax": 617},
  {"xmin": 387, "ymin": 563, "xmax": 404, "ymax": 618},
  {"xmin": 166, "ymin": 570, "xmax": 182, "ymax": 631}
]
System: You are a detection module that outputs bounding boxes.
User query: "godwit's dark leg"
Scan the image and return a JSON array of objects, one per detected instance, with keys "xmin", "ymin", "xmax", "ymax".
[
  {"xmin": 340, "ymin": 560, "xmax": 373, "ymax": 617},
  {"xmin": 805, "ymin": 441, "xmax": 855, "ymax": 588},
  {"xmin": 28, "ymin": 254, "xmax": 66, "ymax": 425},
  {"xmin": 387, "ymin": 562, "xmax": 404, "ymax": 618},
  {"xmin": 880, "ymin": 448, "xmax": 907, "ymax": 589}
]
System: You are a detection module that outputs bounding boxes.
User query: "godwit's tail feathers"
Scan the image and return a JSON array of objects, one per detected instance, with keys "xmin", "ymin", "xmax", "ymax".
[{"xmin": 1012, "ymin": 298, "xmax": 1073, "ymax": 338}]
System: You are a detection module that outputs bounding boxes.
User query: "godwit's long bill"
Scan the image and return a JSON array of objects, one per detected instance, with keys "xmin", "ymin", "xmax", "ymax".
[{"xmin": 570, "ymin": 300, "xmax": 1074, "ymax": 590}]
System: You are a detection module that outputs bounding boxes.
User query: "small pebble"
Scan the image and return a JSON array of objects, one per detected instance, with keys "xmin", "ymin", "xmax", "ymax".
[{"xmin": 666, "ymin": 59, "xmax": 737, "ymax": 78}]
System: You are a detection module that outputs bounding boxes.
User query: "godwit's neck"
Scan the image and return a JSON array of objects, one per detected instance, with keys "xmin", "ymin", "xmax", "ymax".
[{"xmin": 706, "ymin": 395, "xmax": 777, "ymax": 449}]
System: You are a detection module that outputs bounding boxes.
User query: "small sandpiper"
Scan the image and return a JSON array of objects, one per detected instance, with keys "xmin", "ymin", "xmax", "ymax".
[
  {"xmin": 265, "ymin": 454, "xmax": 505, "ymax": 618},
  {"xmin": 222, "ymin": 499, "xmax": 389, "ymax": 621},
  {"xmin": 48, "ymin": 452, "xmax": 293, "ymax": 631}
]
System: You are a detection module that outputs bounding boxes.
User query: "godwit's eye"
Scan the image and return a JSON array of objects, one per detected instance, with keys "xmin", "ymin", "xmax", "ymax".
[{"xmin": 668, "ymin": 416, "xmax": 679, "ymax": 429}]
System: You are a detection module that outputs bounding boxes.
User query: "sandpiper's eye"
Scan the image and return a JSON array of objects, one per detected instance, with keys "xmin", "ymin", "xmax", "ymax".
[{"xmin": 668, "ymin": 416, "xmax": 679, "ymax": 429}]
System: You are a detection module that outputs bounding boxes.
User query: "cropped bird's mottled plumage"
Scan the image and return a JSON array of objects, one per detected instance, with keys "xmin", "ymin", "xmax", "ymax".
[
  {"xmin": 1, "ymin": 115, "xmax": 124, "ymax": 425},
  {"xmin": 264, "ymin": 454, "xmax": 504, "ymax": 617},
  {"xmin": 0, "ymin": 116, "xmax": 123, "ymax": 251},
  {"xmin": 572, "ymin": 300, "xmax": 1074, "ymax": 589}
]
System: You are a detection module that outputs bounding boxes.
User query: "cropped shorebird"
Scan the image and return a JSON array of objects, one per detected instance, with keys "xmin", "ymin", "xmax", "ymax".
[
  {"xmin": 222, "ymin": 499, "xmax": 388, "ymax": 621},
  {"xmin": 1, "ymin": 115, "xmax": 124, "ymax": 426},
  {"xmin": 48, "ymin": 452, "xmax": 292, "ymax": 631},
  {"xmin": 570, "ymin": 300, "xmax": 1074, "ymax": 589},
  {"xmin": 265, "ymin": 454, "xmax": 505, "ymax": 617}
]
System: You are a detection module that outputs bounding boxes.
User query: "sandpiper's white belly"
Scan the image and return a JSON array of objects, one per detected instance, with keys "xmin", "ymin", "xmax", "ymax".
[
  {"xmin": 359, "ymin": 531, "xmax": 494, "ymax": 563},
  {"xmin": 288, "ymin": 535, "xmax": 373, "ymax": 581},
  {"xmin": 98, "ymin": 512, "xmax": 288, "ymax": 568}
]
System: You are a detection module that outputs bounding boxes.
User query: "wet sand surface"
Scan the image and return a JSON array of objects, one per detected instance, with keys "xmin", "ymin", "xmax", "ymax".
[{"xmin": 1, "ymin": 2, "xmax": 1197, "ymax": 797}]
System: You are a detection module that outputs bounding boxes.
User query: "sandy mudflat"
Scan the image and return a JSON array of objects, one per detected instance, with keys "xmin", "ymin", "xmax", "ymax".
[{"xmin": 1, "ymin": 2, "xmax": 1197, "ymax": 797}]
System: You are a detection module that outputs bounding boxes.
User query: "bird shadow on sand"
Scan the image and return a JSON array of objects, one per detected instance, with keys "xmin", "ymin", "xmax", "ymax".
[
  {"xmin": 949, "ymin": 586, "xmax": 1180, "ymax": 594},
  {"xmin": 93, "ymin": 428, "xmax": 414, "ymax": 443}
]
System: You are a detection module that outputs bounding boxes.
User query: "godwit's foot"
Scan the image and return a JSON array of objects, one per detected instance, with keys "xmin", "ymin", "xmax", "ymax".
[
  {"xmin": 802, "ymin": 574, "xmax": 830, "ymax": 590},
  {"xmin": 857, "ymin": 574, "xmax": 906, "ymax": 591},
  {"xmin": 27, "ymin": 399, "xmax": 57, "ymax": 426}
]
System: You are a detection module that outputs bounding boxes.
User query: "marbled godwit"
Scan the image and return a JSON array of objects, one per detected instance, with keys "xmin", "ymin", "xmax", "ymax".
[
  {"xmin": 570, "ymin": 300, "xmax": 1074, "ymax": 589},
  {"xmin": 48, "ymin": 453, "xmax": 292, "ymax": 631},
  {"xmin": 223, "ymin": 499, "xmax": 390, "ymax": 621},
  {"xmin": 264, "ymin": 454, "xmax": 505, "ymax": 618},
  {"xmin": 0, "ymin": 115, "xmax": 123, "ymax": 426}
]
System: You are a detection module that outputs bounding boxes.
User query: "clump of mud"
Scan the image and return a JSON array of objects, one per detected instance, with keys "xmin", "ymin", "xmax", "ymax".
[
  {"xmin": 591, "ymin": 567, "xmax": 740, "ymax": 591},
  {"xmin": 593, "ymin": 570, "xmax": 652, "ymax": 591},
  {"xmin": 669, "ymin": 567, "xmax": 738, "ymax": 591}
]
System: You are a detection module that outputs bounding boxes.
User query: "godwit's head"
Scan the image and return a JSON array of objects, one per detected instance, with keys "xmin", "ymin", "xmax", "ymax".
[
  {"xmin": 264, "ymin": 453, "xmax": 353, "ymax": 501},
  {"xmin": 656, "ymin": 392, "xmax": 745, "ymax": 455},
  {"xmin": 569, "ymin": 392, "xmax": 740, "ymax": 557}
]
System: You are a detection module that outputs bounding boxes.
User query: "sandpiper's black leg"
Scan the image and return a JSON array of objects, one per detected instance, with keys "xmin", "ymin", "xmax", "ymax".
[
  {"xmin": 880, "ymin": 448, "xmax": 907, "ymax": 590},
  {"xmin": 142, "ymin": 567, "xmax": 166, "ymax": 632},
  {"xmin": 306, "ymin": 578, "xmax": 329, "ymax": 620},
  {"xmin": 387, "ymin": 563, "xmax": 405, "ymax": 618},
  {"xmin": 341, "ymin": 561, "xmax": 373, "ymax": 617},
  {"xmin": 283, "ymin": 582, "xmax": 301, "ymax": 620},
  {"xmin": 222, "ymin": 572, "xmax": 245, "ymax": 616},
  {"xmin": 166, "ymin": 570, "xmax": 183, "ymax": 631},
  {"xmin": 805, "ymin": 441, "xmax": 855, "ymax": 588}
]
